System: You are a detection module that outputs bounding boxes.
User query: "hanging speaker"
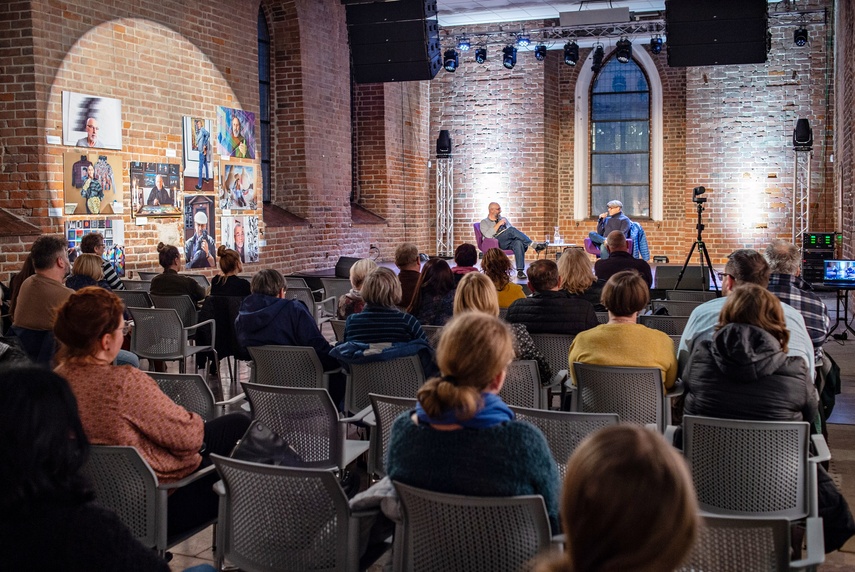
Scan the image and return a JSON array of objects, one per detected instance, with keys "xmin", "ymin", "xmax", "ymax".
[
  {"xmin": 793, "ymin": 118, "xmax": 813, "ymax": 150},
  {"xmin": 436, "ymin": 130, "xmax": 451, "ymax": 158}
]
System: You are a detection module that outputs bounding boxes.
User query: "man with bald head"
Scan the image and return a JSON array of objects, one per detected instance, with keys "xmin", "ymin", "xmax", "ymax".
[
  {"xmin": 75, "ymin": 117, "xmax": 102, "ymax": 148},
  {"xmin": 480, "ymin": 202, "xmax": 545, "ymax": 280},
  {"xmin": 146, "ymin": 174, "xmax": 174, "ymax": 206},
  {"xmin": 594, "ymin": 230, "xmax": 652, "ymax": 287}
]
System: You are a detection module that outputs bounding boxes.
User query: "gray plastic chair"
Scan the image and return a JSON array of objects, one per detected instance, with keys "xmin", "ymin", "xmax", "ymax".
[
  {"xmin": 136, "ymin": 271, "xmax": 160, "ymax": 281},
  {"xmin": 283, "ymin": 275, "xmax": 310, "ymax": 289},
  {"xmin": 510, "ymin": 406, "xmax": 619, "ymax": 480},
  {"xmin": 241, "ymin": 383, "xmax": 369, "ymax": 471},
  {"xmin": 669, "ymin": 334, "xmax": 681, "ymax": 356},
  {"xmin": 595, "ymin": 311, "xmax": 609, "ymax": 324},
  {"xmin": 114, "ymin": 289, "xmax": 153, "ymax": 308},
  {"xmin": 530, "ymin": 333, "xmax": 576, "ymax": 385},
  {"xmin": 150, "ymin": 294, "xmax": 199, "ymax": 328},
  {"xmin": 321, "ymin": 277, "xmax": 352, "ymax": 304},
  {"xmin": 367, "ymin": 394, "xmax": 417, "ymax": 478},
  {"xmin": 500, "ymin": 360, "xmax": 547, "ymax": 409},
  {"xmin": 288, "ymin": 285, "xmax": 336, "ymax": 329},
  {"xmin": 393, "ymin": 481, "xmax": 554, "ymax": 572},
  {"xmin": 330, "ymin": 319, "xmax": 347, "ymax": 342},
  {"xmin": 247, "ymin": 345, "xmax": 332, "ymax": 389},
  {"xmin": 677, "ymin": 514, "xmax": 825, "ymax": 572},
  {"xmin": 498, "ymin": 307, "xmax": 509, "ymax": 321},
  {"xmin": 82, "ymin": 445, "xmax": 216, "ymax": 558},
  {"xmin": 211, "ymin": 454, "xmax": 374, "ymax": 572},
  {"xmin": 122, "ymin": 279, "xmax": 152, "ymax": 292},
  {"xmin": 421, "ymin": 325, "xmax": 443, "ymax": 348},
  {"xmin": 345, "ymin": 355, "xmax": 425, "ymax": 415},
  {"xmin": 128, "ymin": 307, "xmax": 219, "ymax": 381},
  {"xmin": 570, "ymin": 363, "xmax": 682, "ymax": 433},
  {"xmin": 149, "ymin": 372, "xmax": 244, "ymax": 421},
  {"xmin": 666, "ymin": 289, "xmax": 718, "ymax": 302},
  {"xmin": 650, "ymin": 299, "xmax": 703, "ymax": 316},
  {"xmin": 638, "ymin": 314, "xmax": 690, "ymax": 335},
  {"xmin": 185, "ymin": 273, "xmax": 210, "ymax": 288}
]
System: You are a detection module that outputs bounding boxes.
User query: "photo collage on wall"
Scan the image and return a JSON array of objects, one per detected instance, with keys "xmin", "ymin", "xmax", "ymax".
[
  {"xmin": 183, "ymin": 195, "xmax": 217, "ymax": 270},
  {"xmin": 222, "ymin": 215, "xmax": 259, "ymax": 263},
  {"xmin": 62, "ymin": 152, "xmax": 123, "ymax": 215},
  {"xmin": 65, "ymin": 218, "xmax": 126, "ymax": 277},
  {"xmin": 131, "ymin": 162, "xmax": 182, "ymax": 218}
]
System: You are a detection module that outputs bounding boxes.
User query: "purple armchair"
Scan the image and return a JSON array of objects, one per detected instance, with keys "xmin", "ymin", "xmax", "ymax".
[
  {"xmin": 473, "ymin": 222, "xmax": 514, "ymax": 256},
  {"xmin": 584, "ymin": 237, "xmax": 633, "ymax": 258}
]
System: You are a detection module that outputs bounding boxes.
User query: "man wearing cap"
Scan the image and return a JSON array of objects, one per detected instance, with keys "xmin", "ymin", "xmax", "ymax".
[
  {"xmin": 185, "ymin": 210, "xmax": 216, "ymax": 269},
  {"xmin": 589, "ymin": 199, "xmax": 631, "ymax": 260}
]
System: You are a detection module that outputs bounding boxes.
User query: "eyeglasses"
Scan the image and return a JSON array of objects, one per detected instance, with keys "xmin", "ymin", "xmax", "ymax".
[{"xmin": 716, "ymin": 272, "xmax": 733, "ymax": 281}]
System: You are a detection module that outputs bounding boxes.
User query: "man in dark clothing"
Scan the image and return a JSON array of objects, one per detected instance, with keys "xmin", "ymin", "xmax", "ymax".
[
  {"xmin": 589, "ymin": 199, "xmax": 632, "ymax": 259},
  {"xmin": 506, "ymin": 259, "xmax": 598, "ymax": 335},
  {"xmin": 594, "ymin": 231, "xmax": 653, "ymax": 287}
]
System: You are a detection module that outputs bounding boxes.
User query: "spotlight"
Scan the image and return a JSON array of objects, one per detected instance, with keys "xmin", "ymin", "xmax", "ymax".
[
  {"xmin": 475, "ymin": 47, "xmax": 487, "ymax": 64},
  {"xmin": 591, "ymin": 44, "xmax": 604, "ymax": 73},
  {"xmin": 443, "ymin": 49, "xmax": 459, "ymax": 72},
  {"xmin": 502, "ymin": 46, "xmax": 517, "ymax": 69},
  {"xmin": 516, "ymin": 34, "xmax": 530, "ymax": 48},
  {"xmin": 563, "ymin": 41, "xmax": 579, "ymax": 66},
  {"xmin": 794, "ymin": 27, "xmax": 808, "ymax": 47},
  {"xmin": 615, "ymin": 36, "xmax": 632, "ymax": 64},
  {"xmin": 650, "ymin": 35, "xmax": 663, "ymax": 55},
  {"xmin": 456, "ymin": 36, "xmax": 471, "ymax": 51},
  {"xmin": 534, "ymin": 44, "xmax": 547, "ymax": 61}
]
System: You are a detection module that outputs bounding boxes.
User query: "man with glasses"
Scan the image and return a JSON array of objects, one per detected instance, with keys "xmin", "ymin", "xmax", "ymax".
[
  {"xmin": 75, "ymin": 117, "xmax": 102, "ymax": 148},
  {"xmin": 79, "ymin": 233, "xmax": 124, "ymax": 290},
  {"xmin": 589, "ymin": 200, "xmax": 631, "ymax": 259}
]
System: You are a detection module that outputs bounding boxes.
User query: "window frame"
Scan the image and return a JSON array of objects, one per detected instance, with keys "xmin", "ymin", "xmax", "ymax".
[{"xmin": 258, "ymin": 8, "xmax": 271, "ymax": 204}]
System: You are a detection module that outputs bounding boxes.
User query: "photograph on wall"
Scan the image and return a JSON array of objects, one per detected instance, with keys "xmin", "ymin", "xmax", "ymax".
[
  {"xmin": 216, "ymin": 106, "xmax": 256, "ymax": 159},
  {"xmin": 183, "ymin": 116, "xmax": 215, "ymax": 191},
  {"xmin": 130, "ymin": 162, "xmax": 182, "ymax": 218},
  {"xmin": 62, "ymin": 91, "xmax": 122, "ymax": 150},
  {"xmin": 183, "ymin": 194, "xmax": 217, "ymax": 269},
  {"xmin": 63, "ymin": 152, "xmax": 123, "ymax": 215},
  {"xmin": 64, "ymin": 218, "xmax": 126, "ymax": 277},
  {"xmin": 219, "ymin": 163, "xmax": 257, "ymax": 210},
  {"xmin": 222, "ymin": 215, "xmax": 259, "ymax": 263}
]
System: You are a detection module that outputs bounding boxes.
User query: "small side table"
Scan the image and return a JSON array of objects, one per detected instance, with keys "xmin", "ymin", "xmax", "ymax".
[{"xmin": 537, "ymin": 242, "xmax": 582, "ymax": 259}]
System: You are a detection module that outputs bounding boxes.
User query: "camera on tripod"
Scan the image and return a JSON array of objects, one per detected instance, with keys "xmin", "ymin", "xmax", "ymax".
[{"xmin": 692, "ymin": 186, "xmax": 707, "ymax": 204}]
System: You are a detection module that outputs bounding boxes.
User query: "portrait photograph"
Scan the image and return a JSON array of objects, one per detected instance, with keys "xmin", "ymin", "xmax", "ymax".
[
  {"xmin": 183, "ymin": 194, "xmax": 217, "ymax": 270},
  {"xmin": 130, "ymin": 162, "xmax": 182, "ymax": 218},
  {"xmin": 216, "ymin": 106, "xmax": 256, "ymax": 159},
  {"xmin": 62, "ymin": 91, "xmax": 122, "ymax": 150},
  {"xmin": 63, "ymin": 152, "xmax": 123, "ymax": 215},
  {"xmin": 183, "ymin": 116, "xmax": 215, "ymax": 191},
  {"xmin": 219, "ymin": 163, "xmax": 257, "ymax": 210},
  {"xmin": 222, "ymin": 215, "xmax": 259, "ymax": 263}
]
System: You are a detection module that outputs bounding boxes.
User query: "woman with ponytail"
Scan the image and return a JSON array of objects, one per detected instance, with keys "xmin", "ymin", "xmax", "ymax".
[
  {"xmin": 385, "ymin": 312, "xmax": 559, "ymax": 531},
  {"xmin": 210, "ymin": 246, "xmax": 251, "ymax": 297}
]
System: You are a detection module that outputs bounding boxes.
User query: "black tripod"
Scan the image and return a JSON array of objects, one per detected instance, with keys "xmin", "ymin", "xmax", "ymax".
[{"xmin": 674, "ymin": 201, "xmax": 720, "ymax": 293}]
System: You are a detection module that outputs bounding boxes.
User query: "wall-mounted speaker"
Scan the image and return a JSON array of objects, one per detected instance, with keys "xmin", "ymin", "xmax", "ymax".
[
  {"xmin": 436, "ymin": 129, "xmax": 451, "ymax": 157},
  {"xmin": 793, "ymin": 118, "xmax": 813, "ymax": 150}
]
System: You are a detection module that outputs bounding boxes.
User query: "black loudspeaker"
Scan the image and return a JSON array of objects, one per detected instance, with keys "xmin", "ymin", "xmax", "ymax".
[
  {"xmin": 436, "ymin": 130, "xmax": 451, "ymax": 157},
  {"xmin": 793, "ymin": 118, "xmax": 813, "ymax": 150},
  {"xmin": 653, "ymin": 265, "xmax": 711, "ymax": 290},
  {"xmin": 665, "ymin": 0, "xmax": 768, "ymax": 67},
  {"xmin": 335, "ymin": 256, "xmax": 361, "ymax": 279},
  {"xmin": 346, "ymin": 0, "xmax": 441, "ymax": 83}
]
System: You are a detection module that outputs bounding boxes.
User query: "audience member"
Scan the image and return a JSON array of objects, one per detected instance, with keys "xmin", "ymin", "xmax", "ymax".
[
  {"xmin": 210, "ymin": 246, "xmax": 251, "ymax": 297},
  {"xmin": 344, "ymin": 267, "xmax": 427, "ymax": 344},
  {"xmin": 677, "ymin": 249, "xmax": 815, "ymax": 377},
  {"xmin": 538, "ymin": 425, "xmax": 698, "ymax": 572},
  {"xmin": 150, "ymin": 242, "xmax": 206, "ymax": 303},
  {"xmin": 337, "ymin": 258, "xmax": 377, "ymax": 319},
  {"xmin": 53, "ymin": 287, "xmax": 249, "ymax": 539},
  {"xmin": 11, "ymin": 235, "xmax": 72, "ymax": 331},
  {"xmin": 0, "ymin": 367, "xmax": 169, "ymax": 571},
  {"xmin": 394, "ymin": 243, "xmax": 421, "ymax": 310},
  {"xmin": 568, "ymin": 270, "xmax": 677, "ymax": 389},
  {"xmin": 507, "ymin": 259, "xmax": 598, "ymax": 335},
  {"xmin": 407, "ymin": 258, "xmax": 456, "ymax": 326},
  {"xmin": 65, "ymin": 253, "xmax": 111, "ymax": 291},
  {"xmin": 0, "ymin": 289, "xmax": 30, "ymax": 371},
  {"xmin": 7, "ymin": 252, "xmax": 36, "ymax": 320},
  {"xmin": 451, "ymin": 243, "xmax": 478, "ymax": 285},
  {"xmin": 557, "ymin": 247, "xmax": 605, "ymax": 311},
  {"xmin": 79, "ymin": 232, "xmax": 124, "ymax": 290},
  {"xmin": 588, "ymin": 199, "xmax": 632, "ymax": 259},
  {"xmin": 454, "ymin": 272, "xmax": 552, "ymax": 384},
  {"xmin": 594, "ymin": 231, "xmax": 652, "ymax": 286},
  {"xmin": 386, "ymin": 312, "xmax": 560, "ymax": 532},
  {"xmin": 482, "ymin": 247, "xmax": 525, "ymax": 308}
]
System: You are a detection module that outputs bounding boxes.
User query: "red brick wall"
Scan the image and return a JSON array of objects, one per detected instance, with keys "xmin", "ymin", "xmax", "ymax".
[{"xmin": 837, "ymin": 0, "xmax": 854, "ymax": 259}]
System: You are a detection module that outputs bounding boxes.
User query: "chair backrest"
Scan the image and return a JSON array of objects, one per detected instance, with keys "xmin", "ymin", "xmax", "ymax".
[
  {"xmin": 595, "ymin": 311, "xmax": 609, "ymax": 324},
  {"xmin": 666, "ymin": 289, "xmax": 718, "ymax": 302},
  {"xmin": 83, "ymin": 446, "xmax": 159, "ymax": 549},
  {"xmin": 510, "ymin": 406, "xmax": 619, "ymax": 480},
  {"xmin": 500, "ymin": 360, "xmax": 544, "ymax": 409},
  {"xmin": 248, "ymin": 345, "xmax": 325, "ymax": 388},
  {"xmin": 683, "ymin": 416, "xmax": 811, "ymax": 520},
  {"xmin": 199, "ymin": 295, "xmax": 244, "ymax": 359},
  {"xmin": 346, "ymin": 355, "xmax": 425, "ymax": 414},
  {"xmin": 149, "ymin": 372, "xmax": 217, "ymax": 421},
  {"xmin": 421, "ymin": 325, "xmax": 443, "ymax": 348},
  {"xmin": 320, "ymin": 277, "xmax": 351, "ymax": 303},
  {"xmin": 122, "ymin": 279, "xmax": 152, "ymax": 292},
  {"xmin": 330, "ymin": 319, "xmax": 346, "ymax": 342},
  {"xmin": 498, "ymin": 307, "xmax": 508, "ymax": 321},
  {"xmin": 571, "ymin": 363, "xmax": 666, "ymax": 431},
  {"xmin": 150, "ymin": 294, "xmax": 198, "ymax": 328},
  {"xmin": 668, "ymin": 334, "xmax": 681, "ymax": 355},
  {"xmin": 677, "ymin": 515, "xmax": 791, "ymax": 572},
  {"xmin": 128, "ymin": 307, "xmax": 185, "ymax": 359},
  {"xmin": 472, "ymin": 222, "xmax": 485, "ymax": 250},
  {"xmin": 185, "ymin": 274, "xmax": 210, "ymax": 288},
  {"xmin": 394, "ymin": 481, "xmax": 552, "ymax": 572},
  {"xmin": 530, "ymin": 333, "xmax": 575, "ymax": 381},
  {"xmin": 136, "ymin": 271, "xmax": 160, "ymax": 281},
  {"xmin": 242, "ymin": 383, "xmax": 342, "ymax": 469},
  {"xmin": 283, "ymin": 275, "xmax": 310, "ymax": 290},
  {"xmin": 369, "ymin": 393, "xmax": 417, "ymax": 478},
  {"xmin": 638, "ymin": 314, "xmax": 690, "ymax": 335},
  {"xmin": 114, "ymin": 289, "xmax": 153, "ymax": 309},
  {"xmin": 7, "ymin": 326, "xmax": 56, "ymax": 365},
  {"xmin": 286, "ymin": 286, "xmax": 319, "ymax": 319},
  {"xmin": 650, "ymin": 299, "xmax": 703, "ymax": 316},
  {"xmin": 212, "ymin": 455, "xmax": 353, "ymax": 572}
]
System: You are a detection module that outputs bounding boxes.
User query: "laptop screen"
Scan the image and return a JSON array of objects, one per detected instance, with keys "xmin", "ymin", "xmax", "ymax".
[{"xmin": 823, "ymin": 260, "xmax": 855, "ymax": 283}]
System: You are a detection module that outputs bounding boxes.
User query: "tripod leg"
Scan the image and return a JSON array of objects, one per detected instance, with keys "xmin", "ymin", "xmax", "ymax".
[
  {"xmin": 674, "ymin": 242, "xmax": 698, "ymax": 290},
  {"xmin": 701, "ymin": 243, "xmax": 720, "ymax": 293}
]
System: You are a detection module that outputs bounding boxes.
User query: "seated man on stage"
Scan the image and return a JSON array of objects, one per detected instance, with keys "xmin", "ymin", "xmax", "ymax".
[
  {"xmin": 589, "ymin": 200, "xmax": 631, "ymax": 259},
  {"xmin": 480, "ymin": 202, "xmax": 545, "ymax": 280}
]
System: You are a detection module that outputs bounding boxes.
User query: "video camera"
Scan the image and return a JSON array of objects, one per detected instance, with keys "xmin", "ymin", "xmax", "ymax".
[{"xmin": 692, "ymin": 186, "xmax": 707, "ymax": 204}]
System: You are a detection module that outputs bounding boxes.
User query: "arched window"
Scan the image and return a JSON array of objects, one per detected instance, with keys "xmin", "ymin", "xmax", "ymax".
[
  {"xmin": 590, "ymin": 56, "xmax": 650, "ymax": 218},
  {"xmin": 258, "ymin": 8, "xmax": 271, "ymax": 203}
]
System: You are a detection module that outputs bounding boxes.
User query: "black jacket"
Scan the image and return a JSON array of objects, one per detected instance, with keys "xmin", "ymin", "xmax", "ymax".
[
  {"xmin": 683, "ymin": 323, "xmax": 817, "ymax": 423},
  {"xmin": 594, "ymin": 251, "xmax": 653, "ymax": 287},
  {"xmin": 506, "ymin": 290, "xmax": 598, "ymax": 335}
]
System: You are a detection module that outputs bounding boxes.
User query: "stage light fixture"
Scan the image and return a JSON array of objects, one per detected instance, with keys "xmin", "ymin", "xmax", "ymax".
[
  {"xmin": 534, "ymin": 44, "xmax": 547, "ymax": 61},
  {"xmin": 475, "ymin": 47, "xmax": 487, "ymax": 64},
  {"xmin": 615, "ymin": 36, "xmax": 632, "ymax": 63},
  {"xmin": 516, "ymin": 34, "xmax": 531, "ymax": 48},
  {"xmin": 591, "ymin": 44, "xmax": 604, "ymax": 73},
  {"xmin": 794, "ymin": 27, "xmax": 808, "ymax": 47},
  {"xmin": 443, "ymin": 49, "xmax": 459, "ymax": 72},
  {"xmin": 563, "ymin": 41, "xmax": 579, "ymax": 66},
  {"xmin": 457, "ymin": 36, "xmax": 471, "ymax": 51},
  {"xmin": 650, "ymin": 35, "xmax": 663, "ymax": 55},
  {"xmin": 502, "ymin": 46, "xmax": 517, "ymax": 69}
]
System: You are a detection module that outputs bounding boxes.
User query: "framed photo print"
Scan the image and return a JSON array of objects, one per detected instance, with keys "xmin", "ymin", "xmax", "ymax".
[{"xmin": 62, "ymin": 91, "xmax": 122, "ymax": 150}]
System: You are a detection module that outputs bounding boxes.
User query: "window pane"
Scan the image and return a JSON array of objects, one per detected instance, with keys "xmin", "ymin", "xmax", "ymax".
[
  {"xmin": 262, "ymin": 162, "xmax": 270, "ymax": 203},
  {"xmin": 261, "ymin": 123, "xmax": 270, "ymax": 160},
  {"xmin": 591, "ymin": 153, "xmax": 649, "ymax": 185},
  {"xmin": 259, "ymin": 84, "xmax": 269, "ymax": 122},
  {"xmin": 592, "ymin": 58, "xmax": 648, "ymax": 94},
  {"xmin": 591, "ymin": 92, "xmax": 649, "ymax": 121},
  {"xmin": 592, "ymin": 121, "xmax": 649, "ymax": 152},
  {"xmin": 258, "ymin": 10, "xmax": 269, "ymax": 42},
  {"xmin": 591, "ymin": 186, "xmax": 650, "ymax": 218}
]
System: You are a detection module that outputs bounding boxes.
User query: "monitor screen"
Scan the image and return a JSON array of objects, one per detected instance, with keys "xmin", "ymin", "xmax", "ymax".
[{"xmin": 824, "ymin": 260, "xmax": 855, "ymax": 283}]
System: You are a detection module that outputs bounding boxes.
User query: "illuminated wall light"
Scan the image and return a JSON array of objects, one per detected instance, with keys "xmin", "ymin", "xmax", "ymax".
[
  {"xmin": 516, "ymin": 34, "xmax": 531, "ymax": 48},
  {"xmin": 650, "ymin": 35, "xmax": 663, "ymax": 55},
  {"xmin": 443, "ymin": 49, "xmax": 459, "ymax": 72},
  {"xmin": 456, "ymin": 36, "xmax": 471, "ymax": 51},
  {"xmin": 794, "ymin": 27, "xmax": 808, "ymax": 47}
]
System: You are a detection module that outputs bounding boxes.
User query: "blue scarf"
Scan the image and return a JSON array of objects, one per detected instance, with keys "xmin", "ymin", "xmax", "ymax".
[{"xmin": 415, "ymin": 393, "xmax": 515, "ymax": 429}]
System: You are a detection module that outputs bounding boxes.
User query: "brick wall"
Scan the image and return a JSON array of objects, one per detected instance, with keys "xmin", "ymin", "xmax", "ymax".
[{"xmin": 837, "ymin": 0, "xmax": 854, "ymax": 259}]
